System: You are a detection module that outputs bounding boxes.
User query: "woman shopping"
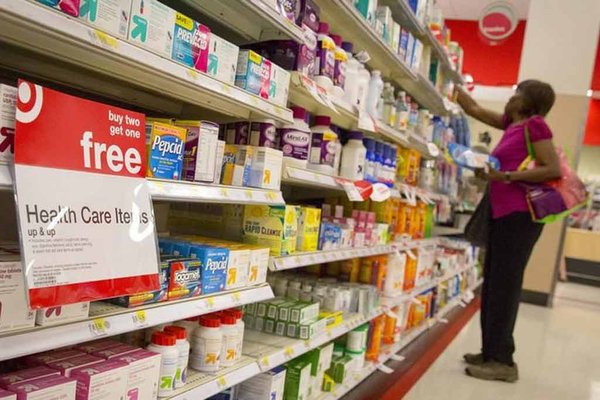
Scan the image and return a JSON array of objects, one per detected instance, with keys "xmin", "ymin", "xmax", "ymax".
[{"xmin": 456, "ymin": 80, "xmax": 562, "ymax": 382}]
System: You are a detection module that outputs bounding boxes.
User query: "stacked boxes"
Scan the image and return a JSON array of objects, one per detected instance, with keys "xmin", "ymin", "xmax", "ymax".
[{"xmin": 242, "ymin": 205, "xmax": 299, "ymax": 257}]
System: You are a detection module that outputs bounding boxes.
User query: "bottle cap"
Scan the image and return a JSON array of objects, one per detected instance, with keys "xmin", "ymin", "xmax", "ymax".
[
  {"xmin": 220, "ymin": 315, "xmax": 237, "ymax": 325},
  {"xmin": 164, "ymin": 325, "xmax": 187, "ymax": 340},
  {"xmin": 199, "ymin": 316, "xmax": 221, "ymax": 328},
  {"xmin": 151, "ymin": 332, "xmax": 176, "ymax": 346},
  {"xmin": 227, "ymin": 309, "xmax": 243, "ymax": 320},
  {"xmin": 331, "ymin": 34, "xmax": 342, "ymax": 47},
  {"xmin": 318, "ymin": 22, "xmax": 329, "ymax": 34},
  {"xmin": 184, "ymin": 317, "xmax": 198, "ymax": 322},
  {"xmin": 291, "ymin": 106, "xmax": 307, "ymax": 120},
  {"xmin": 314, "ymin": 115, "xmax": 331, "ymax": 126},
  {"xmin": 341, "ymin": 41, "xmax": 353, "ymax": 52}
]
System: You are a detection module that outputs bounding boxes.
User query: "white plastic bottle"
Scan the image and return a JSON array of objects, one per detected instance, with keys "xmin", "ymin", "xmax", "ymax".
[
  {"xmin": 333, "ymin": 137, "xmax": 343, "ymax": 176},
  {"xmin": 382, "ymin": 83, "xmax": 396, "ymax": 127},
  {"xmin": 365, "ymin": 70, "xmax": 384, "ymax": 117},
  {"xmin": 278, "ymin": 106, "xmax": 312, "ymax": 169},
  {"xmin": 163, "ymin": 326, "xmax": 190, "ymax": 389},
  {"xmin": 339, "ymin": 131, "xmax": 367, "ymax": 181},
  {"xmin": 315, "ymin": 22, "xmax": 335, "ymax": 92},
  {"xmin": 146, "ymin": 332, "xmax": 179, "ymax": 397},
  {"xmin": 190, "ymin": 316, "xmax": 222, "ymax": 372},
  {"xmin": 174, "ymin": 317, "xmax": 198, "ymax": 342},
  {"xmin": 331, "ymin": 34, "xmax": 347, "ymax": 99},
  {"xmin": 395, "ymin": 91, "xmax": 409, "ymax": 131},
  {"xmin": 227, "ymin": 309, "xmax": 245, "ymax": 361},
  {"xmin": 383, "ymin": 251, "xmax": 407, "ymax": 296},
  {"xmin": 219, "ymin": 314, "xmax": 239, "ymax": 367},
  {"xmin": 355, "ymin": 64, "xmax": 371, "ymax": 111},
  {"xmin": 308, "ymin": 115, "xmax": 338, "ymax": 175},
  {"xmin": 342, "ymin": 42, "xmax": 360, "ymax": 106}
]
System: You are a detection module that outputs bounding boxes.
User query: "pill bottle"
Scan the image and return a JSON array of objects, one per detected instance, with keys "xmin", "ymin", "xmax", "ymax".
[
  {"xmin": 190, "ymin": 316, "xmax": 222, "ymax": 372},
  {"xmin": 164, "ymin": 325, "xmax": 190, "ymax": 388},
  {"xmin": 146, "ymin": 332, "xmax": 178, "ymax": 397}
]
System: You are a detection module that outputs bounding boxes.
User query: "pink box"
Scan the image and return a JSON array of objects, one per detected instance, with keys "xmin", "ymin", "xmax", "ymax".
[
  {"xmin": 46, "ymin": 355, "xmax": 104, "ymax": 377},
  {"xmin": 0, "ymin": 389, "xmax": 16, "ymax": 400},
  {"xmin": 75, "ymin": 340, "xmax": 122, "ymax": 354},
  {"xmin": 0, "ymin": 367, "xmax": 60, "ymax": 389},
  {"xmin": 6, "ymin": 374, "xmax": 76, "ymax": 400},
  {"xmin": 24, "ymin": 350, "xmax": 85, "ymax": 367},
  {"xmin": 71, "ymin": 360, "xmax": 128, "ymax": 400},
  {"xmin": 114, "ymin": 350, "xmax": 161, "ymax": 400},
  {"xmin": 90, "ymin": 344, "xmax": 139, "ymax": 360}
]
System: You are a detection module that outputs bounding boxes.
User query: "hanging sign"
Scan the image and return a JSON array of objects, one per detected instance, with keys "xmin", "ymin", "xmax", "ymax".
[
  {"xmin": 478, "ymin": 2, "xmax": 518, "ymax": 43},
  {"xmin": 14, "ymin": 80, "xmax": 159, "ymax": 308}
]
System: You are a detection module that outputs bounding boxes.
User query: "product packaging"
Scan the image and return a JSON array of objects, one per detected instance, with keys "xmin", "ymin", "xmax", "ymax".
[
  {"xmin": 78, "ymin": 0, "xmax": 131, "ymax": 39},
  {"xmin": 213, "ymin": 140, "xmax": 226, "ymax": 184},
  {"xmin": 269, "ymin": 63, "xmax": 291, "ymax": 106},
  {"xmin": 296, "ymin": 207, "xmax": 322, "ymax": 252},
  {"xmin": 242, "ymin": 244, "xmax": 270, "ymax": 285},
  {"xmin": 0, "ymin": 84, "xmax": 16, "ymax": 163},
  {"xmin": 284, "ymin": 360, "xmax": 311, "ymax": 400},
  {"xmin": 188, "ymin": 245, "xmax": 228, "ymax": 294},
  {"xmin": 207, "ymin": 34, "xmax": 240, "ymax": 85},
  {"xmin": 299, "ymin": 317, "xmax": 327, "ymax": 340},
  {"xmin": 128, "ymin": 0, "xmax": 174, "ymax": 59},
  {"xmin": 0, "ymin": 257, "xmax": 35, "ymax": 333},
  {"xmin": 225, "ymin": 122, "xmax": 251, "ymax": 145},
  {"xmin": 221, "ymin": 145, "xmax": 254, "ymax": 187},
  {"xmin": 235, "ymin": 50, "xmax": 271, "ymax": 98},
  {"xmin": 296, "ymin": 0, "xmax": 320, "ymax": 33},
  {"xmin": 110, "ymin": 259, "xmax": 169, "ymax": 307},
  {"xmin": 35, "ymin": 302, "xmax": 90, "ymax": 326},
  {"xmin": 318, "ymin": 221, "xmax": 342, "ymax": 250},
  {"xmin": 46, "ymin": 354, "xmax": 104, "ymax": 377},
  {"xmin": 166, "ymin": 257, "xmax": 202, "ymax": 300},
  {"xmin": 249, "ymin": 120, "xmax": 278, "ymax": 148},
  {"xmin": 171, "ymin": 12, "xmax": 210, "ymax": 72},
  {"xmin": 146, "ymin": 121, "xmax": 186, "ymax": 180},
  {"xmin": 5, "ymin": 374, "xmax": 76, "ymax": 400},
  {"xmin": 176, "ymin": 120, "xmax": 219, "ymax": 183},
  {"xmin": 248, "ymin": 147, "xmax": 283, "ymax": 190},
  {"xmin": 70, "ymin": 360, "xmax": 129, "ymax": 399},
  {"xmin": 243, "ymin": 205, "xmax": 299, "ymax": 256},
  {"xmin": 76, "ymin": 339, "xmax": 123, "ymax": 354},
  {"xmin": 113, "ymin": 350, "xmax": 161, "ymax": 400},
  {"xmin": 0, "ymin": 389, "xmax": 15, "ymax": 400},
  {"xmin": 0, "ymin": 367, "xmax": 60, "ymax": 389},
  {"xmin": 264, "ymin": 37, "xmax": 318, "ymax": 76},
  {"xmin": 91, "ymin": 343, "xmax": 139, "ymax": 359},
  {"xmin": 35, "ymin": 0, "xmax": 81, "ymax": 16},
  {"xmin": 25, "ymin": 349, "xmax": 86, "ymax": 367},
  {"xmin": 237, "ymin": 366, "xmax": 286, "ymax": 400}
]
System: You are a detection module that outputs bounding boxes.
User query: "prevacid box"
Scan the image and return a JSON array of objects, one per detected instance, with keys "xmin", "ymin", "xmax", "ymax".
[
  {"xmin": 79, "ymin": 0, "xmax": 131, "ymax": 39},
  {"xmin": 36, "ymin": 0, "xmax": 81, "ymax": 17},
  {"xmin": 128, "ymin": 0, "xmax": 174, "ymax": 59},
  {"xmin": 146, "ymin": 121, "xmax": 186, "ymax": 180},
  {"xmin": 171, "ymin": 12, "xmax": 211, "ymax": 72},
  {"xmin": 236, "ymin": 50, "xmax": 271, "ymax": 98}
]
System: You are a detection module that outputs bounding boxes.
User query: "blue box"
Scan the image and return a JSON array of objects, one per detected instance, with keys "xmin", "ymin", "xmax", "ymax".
[
  {"xmin": 171, "ymin": 241, "xmax": 192, "ymax": 257},
  {"xmin": 318, "ymin": 222, "xmax": 342, "ymax": 250},
  {"xmin": 189, "ymin": 245, "xmax": 229, "ymax": 294}
]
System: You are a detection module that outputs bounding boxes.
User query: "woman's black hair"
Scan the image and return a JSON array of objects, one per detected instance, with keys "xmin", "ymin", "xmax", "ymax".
[{"xmin": 516, "ymin": 79, "xmax": 556, "ymax": 117}]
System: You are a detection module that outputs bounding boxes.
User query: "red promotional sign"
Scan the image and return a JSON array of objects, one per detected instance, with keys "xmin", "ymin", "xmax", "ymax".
[
  {"xmin": 14, "ymin": 80, "xmax": 159, "ymax": 308},
  {"xmin": 478, "ymin": 2, "xmax": 518, "ymax": 44}
]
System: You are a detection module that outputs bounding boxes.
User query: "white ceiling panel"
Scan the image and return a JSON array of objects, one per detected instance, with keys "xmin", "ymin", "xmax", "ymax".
[{"xmin": 436, "ymin": 0, "xmax": 531, "ymax": 21}]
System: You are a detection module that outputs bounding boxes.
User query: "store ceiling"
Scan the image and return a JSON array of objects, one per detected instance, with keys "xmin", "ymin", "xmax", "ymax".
[{"xmin": 436, "ymin": 0, "xmax": 531, "ymax": 21}]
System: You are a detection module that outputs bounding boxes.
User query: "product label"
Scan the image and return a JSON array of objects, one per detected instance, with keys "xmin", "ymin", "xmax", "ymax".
[
  {"xmin": 191, "ymin": 336, "xmax": 221, "ymax": 370},
  {"xmin": 181, "ymin": 121, "xmax": 219, "ymax": 182},
  {"xmin": 0, "ymin": 85, "xmax": 16, "ymax": 163},
  {"xmin": 309, "ymin": 130, "xmax": 336, "ymax": 167},
  {"xmin": 225, "ymin": 122, "xmax": 250, "ymax": 145},
  {"xmin": 334, "ymin": 48, "xmax": 347, "ymax": 88},
  {"xmin": 300, "ymin": 28, "xmax": 318, "ymax": 76},
  {"xmin": 250, "ymin": 122, "xmax": 277, "ymax": 148},
  {"xmin": 220, "ymin": 330, "xmax": 238, "ymax": 366},
  {"xmin": 79, "ymin": 0, "xmax": 130, "ymax": 39},
  {"xmin": 167, "ymin": 259, "xmax": 201, "ymax": 300},
  {"xmin": 128, "ymin": 0, "xmax": 174, "ymax": 58},
  {"xmin": 172, "ymin": 13, "xmax": 210, "ymax": 72},
  {"xmin": 13, "ymin": 81, "xmax": 159, "ymax": 309},
  {"xmin": 146, "ymin": 122, "xmax": 186, "ymax": 180},
  {"xmin": 317, "ymin": 37, "xmax": 335, "ymax": 79},
  {"xmin": 279, "ymin": 128, "xmax": 310, "ymax": 161}
]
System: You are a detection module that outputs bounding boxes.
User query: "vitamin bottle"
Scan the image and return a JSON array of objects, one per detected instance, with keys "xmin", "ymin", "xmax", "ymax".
[{"xmin": 146, "ymin": 332, "xmax": 178, "ymax": 397}]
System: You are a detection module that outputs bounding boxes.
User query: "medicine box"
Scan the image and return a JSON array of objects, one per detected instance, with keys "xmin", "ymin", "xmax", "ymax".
[
  {"xmin": 0, "ymin": 257, "xmax": 35, "ymax": 333},
  {"xmin": 35, "ymin": 0, "xmax": 81, "ymax": 17},
  {"xmin": 146, "ymin": 121, "xmax": 186, "ymax": 180},
  {"xmin": 208, "ymin": 34, "xmax": 240, "ymax": 85},
  {"xmin": 5, "ymin": 374, "xmax": 76, "ymax": 400},
  {"xmin": 242, "ymin": 244, "xmax": 269, "ymax": 285},
  {"xmin": 91, "ymin": 343, "xmax": 139, "ymax": 359},
  {"xmin": 0, "ymin": 367, "xmax": 60, "ymax": 389},
  {"xmin": 269, "ymin": 62, "xmax": 291, "ymax": 106},
  {"xmin": 176, "ymin": 120, "xmax": 219, "ymax": 183},
  {"xmin": 237, "ymin": 366, "xmax": 286, "ymax": 400},
  {"xmin": 297, "ymin": 207, "xmax": 321, "ymax": 252},
  {"xmin": 70, "ymin": 360, "xmax": 129, "ymax": 400},
  {"xmin": 128, "ymin": 0, "xmax": 174, "ymax": 59},
  {"xmin": 25, "ymin": 349, "xmax": 86, "ymax": 367},
  {"xmin": 235, "ymin": 50, "xmax": 270, "ymax": 98},
  {"xmin": 75, "ymin": 339, "xmax": 123, "ymax": 354},
  {"xmin": 46, "ymin": 354, "xmax": 103, "ymax": 377},
  {"xmin": 0, "ymin": 389, "xmax": 15, "ymax": 400},
  {"xmin": 166, "ymin": 257, "xmax": 201, "ymax": 300},
  {"xmin": 266, "ymin": 298, "xmax": 288, "ymax": 320},
  {"xmin": 113, "ymin": 350, "xmax": 161, "ymax": 400},
  {"xmin": 248, "ymin": 147, "xmax": 283, "ymax": 190},
  {"xmin": 318, "ymin": 221, "xmax": 342, "ymax": 250},
  {"xmin": 0, "ymin": 85, "xmax": 16, "ymax": 163},
  {"xmin": 284, "ymin": 360, "xmax": 311, "ymax": 400},
  {"xmin": 221, "ymin": 145, "xmax": 254, "ymax": 187},
  {"xmin": 392, "ymin": 22, "xmax": 401, "ymax": 54},
  {"xmin": 187, "ymin": 237, "xmax": 249, "ymax": 290},
  {"xmin": 79, "ymin": 0, "xmax": 131, "ymax": 39},
  {"xmin": 110, "ymin": 258, "xmax": 169, "ymax": 307},
  {"xmin": 188, "ymin": 244, "xmax": 228, "ymax": 294},
  {"xmin": 299, "ymin": 317, "xmax": 327, "ymax": 340},
  {"xmin": 213, "ymin": 140, "xmax": 226, "ymax": 184},
  {"xmin": 290, "ymin": 302, "xmax": 320, "ymax": 324},
  {"xmin": 35, "ymin": 302, "xmax": 90, "ymax": 326},
  {"xmin": 243, "ymin": 205, "xmax": 299, "ymax": 257},
  {"xmin": 172, "ymin": 12, "xmax": 210, "ymax": 72}
]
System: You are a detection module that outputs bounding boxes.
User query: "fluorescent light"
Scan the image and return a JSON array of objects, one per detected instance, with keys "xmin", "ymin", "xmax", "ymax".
[{"xmin": 587, "ymin": 89, "xmax": 593, "ymax": 97}]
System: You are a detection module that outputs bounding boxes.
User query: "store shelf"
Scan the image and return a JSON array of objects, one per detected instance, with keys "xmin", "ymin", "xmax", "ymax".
[
  {"xmin": 432, "ymin": 226, "xmax": 464, "ymax": 237},
  {"xmin": 148, "ymin": 179, "xmax": 285, "ymax": 205},
  {"xmin": 378, "ymin": 0, "xmax": 426, "ymax": 38},
  {"xmin": 281, "ymin": 166, "xmax": 350, "ymax": 191},
  {"xmin": 0, "ymin": 162, "xmax": 11, "ymax": 191},
  {"xmin": 0, "ymin": 1, "xmax": 293, "ymax": 123},
  {"xmin": 402, "ymin": 74, "xmax": 449, "ymax": 116},
  {"xmin": 177, "ymin": 0, "xmax": 306, "ymax": 44},
  {"xmin": 0, "ymin": 284, "xmax": 274, "ymax": 361},
  {"xmin": 377, "ymin": 123, "xmax": 411, "ymax": 146},
  {"xmin": 244, "ymin": 308, "xmax": 383, "ymax": 372},
  {"xmin": 421, "ymin": 29, "xmax": 463, "ymax": 84},
  {"xmin": 168, "ymin": 357, "xmax": 260, "ymax": 400}
]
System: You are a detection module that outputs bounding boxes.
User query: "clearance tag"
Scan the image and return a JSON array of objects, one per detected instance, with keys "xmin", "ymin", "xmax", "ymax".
[
  {"xmin": 89, "ymin": 318, "xmax": 109, "ymax": 337},
  {"xmin": 231, "ymin": 292, "xmax": 242, "ymax": 305},
  {"xmin": 284, "ymin": 347, "xmax": 294, "ymax": 359},
  {"xmin": 132, "ymin": 310, "xmax": 148, "ymax": 328},
  {"xmin": 93, "ymin": 29, "xmax": 118, "ymax": 50},
  {"xmin": 216, "ymin": 376, "xmax": 227, "ymax": 389}
]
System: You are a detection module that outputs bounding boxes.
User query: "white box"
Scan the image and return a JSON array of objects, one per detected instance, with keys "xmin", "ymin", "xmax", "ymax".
[
  {"xmin": 79, "ymin": 0, "xmax": 131, "ymax": 39},
  {"xmin": 35, "ymin": 302, "xmax": 90, "ymax": 326},
  {"xmin": 248, "ymin": 147, "xmax": 283, "ymax": 190},
  {"xmin": 5, "ymin": 375, "xmax": 76, "ymax": 400},
  {"xmin": 114, "ymin": 350, "xmax": 161, "ymax": 400},
  {"xmin": 245, "ymin": 245, "xmax": 269, "ymax": 285},
  {"xmin": 128, "ymin": 0, "xmax": 174, "ymax": 59},
  {"xmin": 176, "ymin": 120, "xmax": 219, "ymax": 183},
  {"xmin": 213, "ymin": 140, "xmax": 225, "ymax": 184},
  {"xmin": 392, "ymin": 22, "xmax": 401, "ymax": 54},
  {"xmin": 406, "ymin": 33, "xmax": 415, "ymax": 66},
  {"xmin": 269, "ymin": 63, "xmax": 290, "ymax": 106},
  {"xmin": 0, "ymin": 257, "xmax": 35, "ymax": 333},
  {"xmin": 70, "ymin": 360, "xmax": 128, "ymax": 400},
  {"xmin": 237, "ymin": 367, "xmax": 286, "ymax": 400},
  {"xmin": 224, "ymin": 247, "xmax": 250, "ymax": 290},
  {"xmin": 208, "ymin": 34, "xmax": 240, "ymax": 85},
  {"xmin": 0, "ymin": 85, "xmax": 16, "ymax": 163}
]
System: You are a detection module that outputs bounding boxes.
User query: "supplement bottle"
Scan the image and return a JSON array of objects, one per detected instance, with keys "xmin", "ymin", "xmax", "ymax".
[
  {"xmin": 219, "ymin": 315, "xmax": 239, "ymax": 367},
  {"xmin": 226, "ymin": 309, "xmax": 245, "ymax": 361},
  {"xmin": 339, "ymin": 131, "xmax": 367, "ymax": 181},
  {"xmin": 342, "ymin": 42, "xmax": 360, "ymax": 106},
  {"xmin": 355, "ymin": 64, "xmax": 371, "ymax": 111},
  {"xmin": 331, "ymin": 34, "xmax": 347, "ymax": 99},
  {"xmin": 175, "ymin": 317, "xmax": 198, "ymax": 341},
  {"xmin": 363, "ymin": 138, "xmax": 377, "ymax": 183},
  {"xmin": 278, "ymin": 106, "xmax": 311, "ymax": 169},
  {"xmin": 365, "ymin": 70, "xmax": 384, "ymax": 118},
  {"xmin": 163, "ymin": 326, "xmax": 190, "ymax": 389},
  {"xmin": 315, "ymin": 22, "xmax": 335, "ymax": 92},
  {"xmin": 190, "ymin": 316, "xmax": 222, "ymax": 372},
  {"xmin": 146, "ymin": 332, "xmax": 178, "ymax": 397},
  {"xmin": 250, "ymin": 119, "xmax": 277, "ymax": 148},
  {"xmin": 308, "ymin": 115, "xmax": 338, "ymax": 175}
]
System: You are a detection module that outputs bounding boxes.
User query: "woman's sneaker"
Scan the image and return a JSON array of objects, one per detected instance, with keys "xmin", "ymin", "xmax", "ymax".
[
  {"xmin": 463, "ymin": 353, "xmax": 485, "ymax": 365},
  {"xmin": 465, "ymin": 361, "xmax": 519, "ymax": 383}
]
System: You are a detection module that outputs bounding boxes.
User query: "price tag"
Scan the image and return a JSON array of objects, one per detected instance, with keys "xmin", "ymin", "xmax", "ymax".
[
  {"xmin": 89, "ymin": 318, "xmax": 109, "ymax": 337},
  {"xmin": 205, "ymin": 296, "xmax": 216, "ymax": 309},
  {"xmin": 284, "ymin": 347, "xmax": 295, "ymax": 359},
  {"xmin": 231, "ymin": 292, "xmax": 242, "ymax": 305},
  {"xmin": 265, "ymin": 191, "xmax": 278, "ymax": 202},
  {"xmin": 216, "ymin": 376, "xmax": 227, "ymax": 389},
  {"xmin": 220, "ymin": 188, "xmax": 230, "ymax": 199},
  {"xmin": 377, "ymin": 364, "xmax": 395, "ymax": 374},
  {"xmin": 186, "ymin": 69, "xmax": 199, "ymax": 81},
  {"xmin": 261, "ymin": 356, "xmax": 270, "ymax": 368},
  {"xmin": 299, "ymin": 75, "xmax": 328, "ymax": 107},
  {"xmin": 439, "ymin": 318, "xmax": 449, "ymax": 324},
  {"xmin": 370, "ymin": 183, "xmax": 391, "ymax": 202},
  {"xmin": 220, "ymin": 84, "xmax": 232, "ymax": 94},
  {"xmin": 427, "ymin": 142, "xmax": 440, "ymax": 158},
  {"xmin": 341, "ymin": 182, "xmax": 364, "ymax": 202},
  {"xmin": 316, "ymin": 86, "xmax": 338, "ymax": 113},
  {"xmin": 391, "ymin": 354, "xmax": 405, "ymax": 361},
  {"xmin": 132, "ymin": 310, "xmax": 148, "ymax": 328},
  {"xmin": 92, "ymin": 29, "xmax": 118, "ymax": 50},
  {"xmin": 244, "ymin": 190, "xmax": 254, "ymax": 200},
  {"xmin": 357, "ymin": 109, "xmax": 376, "ymax": 132}
]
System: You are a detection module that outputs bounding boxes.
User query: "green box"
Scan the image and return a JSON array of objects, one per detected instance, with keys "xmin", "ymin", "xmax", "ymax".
[
  {"xmin": 254, "ymin": 316, "xmax": 265, "ymax": 331},
  {"xmin": 286, "ymin": 322, "xmax": 299, "ymax": 338},
  {"xmin": 331, "ymin": 355, "xmax": 354, "ymax": 383},
  {"xmin": 284, "ymin": 360, "xmax": 311, "ymax": 400},
  {"xmin": 267, "ymin": 298, "xmax": 288, "ymax": 319},
  {"xmin": 290, "ymin": 302, "xmax": 320, "ymax": 323},
  {"xmin": 299, "ymin": 317, "xmax": 327, "ymax": 340},
  {"xmin": 278, "ymin": 301, "xmax": 298, "ymax": 322},
  {"xmin": 264, "ymin": 319, "xmax": 275, "ymax": 334},
  {"xmin": 256, "ymin": 303, "xmax": 268, "ymax": 318},
  {"xmin": 243, "ymin": 314, "xmax": 255, "ymax": 329},
  {"xmin": 245, "ymin": 302, "xmax": 257, "ymax": 315},
  {"xmin": 275, "ymin": 321, "xmax": 287, "ymax": 336}
]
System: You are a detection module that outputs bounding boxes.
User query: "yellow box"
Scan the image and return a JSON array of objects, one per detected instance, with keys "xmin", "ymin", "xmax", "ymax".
[
  {"xmin": 296, "ymin": 207, "xmax": 322, "ymax": 252},
  {"xmin": 243, "ymin": 205, "xmax": 299, "ymax": 256},
  {"xmin": 221, "ymin": 145, "xmax": 254, "ymax": 186}
]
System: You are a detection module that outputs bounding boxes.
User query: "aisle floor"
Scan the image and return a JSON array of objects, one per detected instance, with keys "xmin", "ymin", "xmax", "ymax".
[{"xmin": 404, "ymin": 283, "xmax": 600, "ymax": 400}]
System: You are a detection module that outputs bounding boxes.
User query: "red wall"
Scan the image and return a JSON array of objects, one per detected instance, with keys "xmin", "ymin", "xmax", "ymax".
[
  {"xmin": 446, "ymin": 19, "xmax": 526, "ymax": 86},
  {"xmin": 584, "ymin": 34, "xmax": 600, "ymax": 145}
]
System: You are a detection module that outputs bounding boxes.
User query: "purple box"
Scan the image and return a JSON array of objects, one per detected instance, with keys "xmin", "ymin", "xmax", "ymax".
[
  {"xmin": 46, "ymin": 355, "xmax": 103, "ymax": 377},
  {"xmin": 71, "ymin": 360, "xmax": 129, "ymax": 400},
  {"xmin": 225, "ymin": 122, "xmax": 250, "ymax": 145},
  {"xmin": 75, "ymin": 339, "xmax": 122, "ymax": 354},
  {"xmin": 24, "ymin": 349, "xmax": 85, "ymax": 367},
  {"xmin": 0, "ymin": 389, "xmax": 15, "ymax": 400},
  {"xmin": 113, "ymin": 350, "xmax": 162, "ymax": 400},
  {"xmin": 90, "ymin": 343, "xmax": 139, "ymax": 360},
  {"xmin": 296, "ymin": 0, "xmax": 320, "ymax": 33},
  {"xmin": 6, "ymin": 374, "xmax": 76, "ymax": 400},
  {"xmin": 0, "ymin": 367, "xmax": 60, "ymax": 389},
  {"xmin": 250, "ymin": 121, "xmax": 278, "ymax": 148}
]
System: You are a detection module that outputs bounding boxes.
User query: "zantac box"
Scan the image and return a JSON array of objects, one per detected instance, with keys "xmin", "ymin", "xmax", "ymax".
[
  {"xmin": 35, "ymin": 302, "xmax": 90, "ymax": 326},
  {"xmin": 78, "ymin": 0, "xmax": 131, "ymax": 39},
  {"xmin": 208, "ymin": 34, "xmax": 240, "ymax": 85},
  {"xmin": 243, "ymin": 205, "xmax": 298, "ymax": 257},
  {"xmin": 0, "ymin": 256, "xmax": 35, "ymax": 333},
  {"xmin": 0, "ymin": 84, "xmax": 16, "ymax": 163},
  {"xmin": 171, "ymin": 12, "xmax": 210, "ymax": 72},
  {"xmin": 113, "ymin": 350, "xmax": 161, "ymax": 400},
  {"xmin": 188, "ymin": 245, "xmax": 228, "ymax": 294},
  {"xmin": 5, "ymin": 374, "xmax": 77, "ymax": 400},
  {"xmin": 146, "ymin": 121, "xmax": 187, "ymax": 180},
  {"xmin": 70, "ymin": 360, "xmax": 128, "ymax": 400},
  {"xmin": 128, "ymin": 0, "xmax": 174, "ymax": 59},
  {"xmin": 176, "ymin": 120, "xmax": 219, "ymax": 183}
]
